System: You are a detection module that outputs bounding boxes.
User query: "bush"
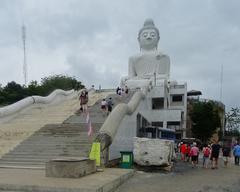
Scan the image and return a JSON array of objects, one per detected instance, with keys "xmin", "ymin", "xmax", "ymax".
[{"xmin": 0, "ymin": 75, "xmax": 84, "ymax": 105}]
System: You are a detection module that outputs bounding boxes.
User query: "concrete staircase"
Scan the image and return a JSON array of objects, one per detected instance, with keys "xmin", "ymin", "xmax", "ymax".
[
  {"xmin": 0, "ymin": 91, "xmax": 133, "ymax": 169},
  {"xmin": 0, "ymin": 96, "xmax": 80, "ymax": 158},
  {"xmin": 0, "ymin": 123, "xmax": 102, "ymax": 168}
]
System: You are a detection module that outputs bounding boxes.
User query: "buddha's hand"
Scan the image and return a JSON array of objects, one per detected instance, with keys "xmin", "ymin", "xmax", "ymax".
[
  {"xmin": 142, "ymin": 73, "xmax": 154, "ymax": 78},
  {"xmin": 121, "ymin": 76, "xmax": 129, "ymax": 81}
]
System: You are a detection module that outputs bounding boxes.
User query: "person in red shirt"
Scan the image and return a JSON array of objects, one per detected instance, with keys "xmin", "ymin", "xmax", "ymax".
[
  {"xmin": 186, "ymin": 144, "xmax": 191, "ymax": 162},
  {"xmin": 180, "ymin": 143, "xmax": 187, "ymax": 161}
]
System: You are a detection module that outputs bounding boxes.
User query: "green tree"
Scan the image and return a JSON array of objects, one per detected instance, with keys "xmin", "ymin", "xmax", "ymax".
[
  {"xmin": 225, "ymin": 107, "xmax": 240, "ymax": 136},
  {"xmin": 190, "ymin": 101, "xmax": 221, "ymax": 143},
  {"xmin": 1, "ymin": 81, "xmax": 27, "ymax": 104},
  {"xmin": 0, "ymin": 75, "xmax": 84, "ymax": 105},
  {"xmin": 40, "ymin": 75, "xmax": 84, "ymax": 96},
  {"xmin": 27, "ymin": 80, "xmax": 44, "ymax": 96}
]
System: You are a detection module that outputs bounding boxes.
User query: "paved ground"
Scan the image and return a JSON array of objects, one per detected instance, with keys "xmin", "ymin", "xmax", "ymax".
[
  {"xmin": 0, "ymin": 157, "xmax": 239, "ymax": 192},
  {"xmin": 116, "ymin": 158, "xmax": 240, "ymax": 192},
  {"xmin": 0, "ymin": 167, "xmax": 133, "ymax": 192}
]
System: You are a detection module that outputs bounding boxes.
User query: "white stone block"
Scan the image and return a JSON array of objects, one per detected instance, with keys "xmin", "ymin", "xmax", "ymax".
[{"xmin": 133, "ymin": 137, "xmax": 175, "ymax": 166}]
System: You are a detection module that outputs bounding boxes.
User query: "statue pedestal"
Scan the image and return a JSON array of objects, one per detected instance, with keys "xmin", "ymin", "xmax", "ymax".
[
  {"xmin": 123, "ymin": 78, "xmax": 166, "ymax": 89},
  {"xmin": 46, "ymin": 157, "xmax": 96, "ymax": 178},
  {"xmin": 125, "ymin": 79, "xmax": 151, "ymax": 89}
]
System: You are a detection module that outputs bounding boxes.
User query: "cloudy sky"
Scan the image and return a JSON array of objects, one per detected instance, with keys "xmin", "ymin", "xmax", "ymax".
[{"xmin": 0, "ymin": 0, "xmax": 239, "ymax": 111}]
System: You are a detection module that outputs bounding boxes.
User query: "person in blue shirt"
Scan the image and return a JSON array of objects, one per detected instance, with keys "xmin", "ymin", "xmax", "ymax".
[{"xmin": 233, "ymin": 142, "xmax": 240, "ymax": 165}]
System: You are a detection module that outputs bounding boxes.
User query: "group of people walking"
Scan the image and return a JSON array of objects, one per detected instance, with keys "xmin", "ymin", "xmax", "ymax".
[
  {"xmin": 101, "ymin": 97, "xmax": 113, "ymax": 115},
  {"xmin": 78, "ymin": 85, "xmax": 130, "ymax": 115},
  {"xmin": 179, "ymin": 142, "xmax": 200, "ymax": 168},
  {"xmin": 116, "ymin": 86, "xmax": 129, "ymax": 96},
  {"xmin": 179, "ymin": 140, "xmax": 240, "ymax": 169}
]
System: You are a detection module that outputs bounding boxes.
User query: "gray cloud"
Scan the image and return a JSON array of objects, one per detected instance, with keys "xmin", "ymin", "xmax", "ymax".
[{"xmin": 0, "ymin": 0, "xmax": 239, "ymax": 111}]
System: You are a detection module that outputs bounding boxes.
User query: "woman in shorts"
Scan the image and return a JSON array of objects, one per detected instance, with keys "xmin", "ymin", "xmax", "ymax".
[{"xmin": 190, "ymin": 143, "xmax": 199, "ymax": 168}]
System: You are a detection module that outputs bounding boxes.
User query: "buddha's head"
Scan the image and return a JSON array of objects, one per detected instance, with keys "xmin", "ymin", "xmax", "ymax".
[{"xmin": 138, "ymin": 18, "xmax": 160, "ymax": 51}]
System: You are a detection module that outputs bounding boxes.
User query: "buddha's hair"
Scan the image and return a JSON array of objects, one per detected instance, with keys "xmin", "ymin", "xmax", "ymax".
[{"xmin": 138, "ymin": 18, "xmax": 160, "ymax": 41}]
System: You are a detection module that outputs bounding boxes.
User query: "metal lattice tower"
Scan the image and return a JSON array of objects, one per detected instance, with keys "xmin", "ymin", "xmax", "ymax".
[
  {"xmin": 22, "ymin": 24, "xmax": 27, "ymax": 86},
  {"xmin": 220, "ymin": 63, "xmax": 223, "ymax": 102}
]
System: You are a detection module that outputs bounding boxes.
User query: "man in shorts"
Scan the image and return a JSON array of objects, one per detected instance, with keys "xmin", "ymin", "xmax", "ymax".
[
  {"xmin": 222, "ymin": 144, "xmax": 231, "ymax": 167},
  {"xmin": 211, "ymin": 140, "xmax": 221, "ymax": 169},
  {"xmin": 107, "ymin": 97, "xmax": 113, "ymax": 115}
]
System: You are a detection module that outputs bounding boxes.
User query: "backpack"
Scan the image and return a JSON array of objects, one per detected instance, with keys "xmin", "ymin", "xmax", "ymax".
[
  {"xmin": 204, "ymin": 147, "xmax": 210, "ymax": 157},
  {"xmin": 107, "ymin": 100, "xmax": 113, "ymax": 107}
]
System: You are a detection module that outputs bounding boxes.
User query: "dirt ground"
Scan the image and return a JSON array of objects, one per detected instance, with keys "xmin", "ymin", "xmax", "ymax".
[{"xmin": 116, "ymin": 157, "xmax": 240, "ymax": 192}]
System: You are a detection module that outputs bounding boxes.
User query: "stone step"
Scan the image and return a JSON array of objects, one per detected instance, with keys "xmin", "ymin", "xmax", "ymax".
[
  {"xmin": 0, "ymin": 155, "xmax": 88, "ymax": 161},
  {"xmin": 17, "ymin": 142, "xmax": 92, "ymax": 145},
  {"xmin": 0, "ymin": 164, "xmax": 45, "ymax": 169},
  {"xmin": 6, "ymin": 153, "xmax": 89, "ymax": 157},
  {"xmin": 0, "ymin": 155, "xmax": 90, "ymax": 163},
  {"xmin": 13, "ymin": 142, "xmax": 91, "ymax": 145},
  {"xmin": 2, "ymin": 153, "xmax": 87, "ymax": 158},
  {"xmin": 0, "ymin": 161, "xmax": 46, "ymax": 165},
  {"xmin": 8, "ymin": 150, "xmax": 90, "ymax": 154},
  {"xmin": 8, "ymin": 145, "xmax": 92, "ymax": 151},
  {"xmin": 18, "ymin": 142, "xmax": 92, "ymax": 146},
  {"xmin": 17, "ymin": 142, "xmax": 92, "ymax": 146},
  {"xmin": 0, "ymin": 158, "xmax": 52, "ymax": 163},
  {"xmin": 2, "ymin": 154, "xmax": 85, "ymax": 158},
  {"xmin": 33, "ymin": 131, "xmax": 89, "ymax": 134},
  {"xmin": 4, "ymin": 152, "xmax": 87, "ymax": 155},
  {"xmin": 24, "ymin": 134, "xmax": 91, "ymax": 137},
  {"xmin": 8, "ymin": 150, "xmax": 90, "ymax": 155},
  {"xmin": 9, "ymin": 143, "xmax": 91, "ymax": 148},
  {"xmin": 21, "ymin": 139, "xmax": 93, "ymax": 142},
  {"xmin": 21, "ymin": 135, "xmax": 91, "ymax": 138},
  {"xmin": 13, "ymin": 144, "xmax": 91, "ymax": 148}
]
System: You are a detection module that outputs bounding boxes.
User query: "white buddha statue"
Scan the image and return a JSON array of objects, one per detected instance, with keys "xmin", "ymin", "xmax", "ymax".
[{"xmin": 121, "ymin": 18, "xmax": 170, "ymax": 89}]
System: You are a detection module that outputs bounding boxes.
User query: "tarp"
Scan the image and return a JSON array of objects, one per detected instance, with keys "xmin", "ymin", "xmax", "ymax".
[{"xmin": 89, "ymin": 142, "xmax": 101, "ymax": 166}]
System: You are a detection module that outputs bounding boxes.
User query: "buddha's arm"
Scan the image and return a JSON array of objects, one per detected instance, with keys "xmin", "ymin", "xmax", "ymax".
[
  {"xmin": 128, "ymin": 57, "xmax": 136, "ymax": 78},
  {"xmin": 156, "ymin": 54, "xmax": 170, "ymax": 76}
]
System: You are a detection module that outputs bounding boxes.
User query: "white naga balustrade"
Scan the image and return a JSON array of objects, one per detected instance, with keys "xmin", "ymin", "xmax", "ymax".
[{"xmin": 0, "ymin": 89, "xmax": 77, "ymax": 123}]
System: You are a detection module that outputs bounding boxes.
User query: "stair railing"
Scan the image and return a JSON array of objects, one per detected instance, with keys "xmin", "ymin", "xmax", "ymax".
[
  {"xmin": 94, "ymin": 87, "xmax": 150, "ymax": 165},
  {"xmin": 0, "ymin": 89, "xmax": 77, "ymax": 123}
]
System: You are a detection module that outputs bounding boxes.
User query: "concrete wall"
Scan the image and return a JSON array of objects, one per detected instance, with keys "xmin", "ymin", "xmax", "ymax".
[
  {"xmin": 109, "ymin": 99, "xmax": 147, "ymax": 160},
  {"xmin": 109, "ymin": 83, "xmax": 187, "ymax": 160}
]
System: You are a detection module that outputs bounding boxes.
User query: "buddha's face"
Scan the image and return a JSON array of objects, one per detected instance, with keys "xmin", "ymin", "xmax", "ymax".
[{"xmin": 139, "ymin": 28, "xmax": 159, "ymax": 50}]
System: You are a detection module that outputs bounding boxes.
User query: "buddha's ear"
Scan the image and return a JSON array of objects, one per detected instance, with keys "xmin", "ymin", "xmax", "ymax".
[
  {"xmin": 138, "ymin": 37, "xmax": 142, "ymax": 51},
  {"xmin": 137, "ymin": 36, "xmax": 140, "ymax": 43}
]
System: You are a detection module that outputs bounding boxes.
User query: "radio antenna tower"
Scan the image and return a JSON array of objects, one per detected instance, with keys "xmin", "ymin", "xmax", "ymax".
[
  {"xmin": 220, "ymin": 63, "xmax": 223, "ymax": 102},
  {"xmin": 22, "ymin": 23, "xmax": 27, "ymax": 86}
]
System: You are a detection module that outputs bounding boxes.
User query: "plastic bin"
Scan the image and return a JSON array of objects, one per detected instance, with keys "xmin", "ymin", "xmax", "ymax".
[{"xmin": 120, "ymin": 151, "xmax": 133, "ymax": 169}]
